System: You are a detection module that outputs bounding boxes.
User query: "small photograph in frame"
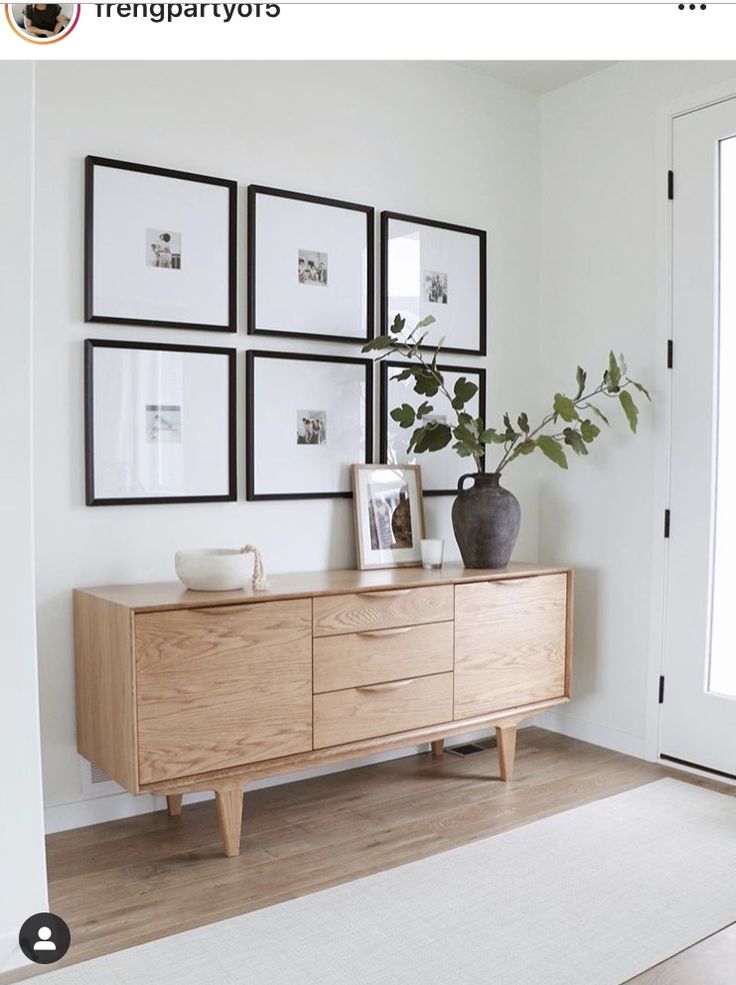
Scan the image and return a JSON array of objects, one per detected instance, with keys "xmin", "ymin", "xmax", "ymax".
[
  {"xmin": 248, "ymin": 185, "xmax": 374, "ymax": 344},
  {"xmin": 381, "ymin": 211, "xmax": 486, "ymax": 356},
  {"xmin": 352, "ymin": 464, "xmax": 426, "ymax": 570},
  {"xmin": 246, "ymin": 351, "xmax": 373, "ymax": 501},
  {"xmin": 85, "ymin": 157, "xmax": 237, "ymax": 331},
  {"xmin": 85, "ymin": 340, "xmax": 236, "ymax": 506},
  {"xmin": 380, "ymin": 360, "xmax": 486, "ymax": 496}
]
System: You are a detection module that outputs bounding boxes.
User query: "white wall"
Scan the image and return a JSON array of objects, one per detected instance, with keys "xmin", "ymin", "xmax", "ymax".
[
  {"xmin": 32, "ymin": 61, "xmax": 541, "ymax": 827},
  {"xmin": 0, "ymin": 62, "xmax": 49, "ymax": 973},
  {"xmin": 535, "ymin": 61, "xmax": 736, "ymax": 756}
]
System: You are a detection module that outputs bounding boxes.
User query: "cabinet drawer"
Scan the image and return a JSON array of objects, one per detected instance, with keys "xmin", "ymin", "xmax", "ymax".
[
  {"xmin": 313, "ymin": 585, "xmax": 453, "ymax": 638},
  {"xmin": 313, "ymin": 672, "xmax": 453, "ymax": 749},
  {"xmin": 135, "ymin": 599, "xmax": 312, "ymax": 784},
  {"xmin": 454, "ymin": 574, "xmax": 568, "ymax": 719},
  {"xmin": 314, "ymin": 621, "xmax": 453, "ymax": 693}
]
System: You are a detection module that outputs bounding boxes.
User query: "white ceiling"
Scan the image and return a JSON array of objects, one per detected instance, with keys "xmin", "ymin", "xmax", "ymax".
[{"xmin": 457, "ymin": 61, "xmax": 618, "ymax": 95}]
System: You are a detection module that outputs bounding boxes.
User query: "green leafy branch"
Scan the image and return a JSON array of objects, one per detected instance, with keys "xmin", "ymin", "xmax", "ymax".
[{"xmin": 363, "ymin": 315, "xmax": 651, "ymax": 473}]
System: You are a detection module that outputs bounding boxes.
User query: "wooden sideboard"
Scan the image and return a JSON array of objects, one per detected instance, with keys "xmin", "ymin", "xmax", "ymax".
[{"xmin": 74, "ymin": 563, "xmax": 573, "ymax": 857}]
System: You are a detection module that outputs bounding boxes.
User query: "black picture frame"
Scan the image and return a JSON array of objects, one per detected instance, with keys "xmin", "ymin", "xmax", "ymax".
[
  {"xmin": 85, "ymin": 156, "xmax": 238, "ymax": 332},
  {"xmin": 85, "ymin": 339, "xmax": 237, "ymax": 506},
  {"xmin": 381, "ymin": 210, "xmax": 487, "ymax": 357},
  {"xmin": 380, "ymin": 359, "xmax": 486, "ymax": 496},
  {"xmin": 247, "ymin": 185, "xmax": 375, "ymax": 344},
  {"xmin": 246, "ymin": 350, "xmax": 374, "ymax": 501}
]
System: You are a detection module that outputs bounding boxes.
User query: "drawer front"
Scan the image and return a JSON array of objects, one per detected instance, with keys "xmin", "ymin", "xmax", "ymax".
[
  {"xmin": 313, "ymin": 672, "xmax": 453, "ymax": 749},
  {"xmin": 454, "ymin": 574, "xmax": 568, "ymax": 720},
  {"xmin": 135, "ymin": 599, "xmax": 312, "ymax": 785},
  {"xmin": 313, "ymin": 585, "xmax": 453, "ymax": 638},
  {"xmin": 313, "ymin": 621, "xmax": 453, "ymax": 693}
]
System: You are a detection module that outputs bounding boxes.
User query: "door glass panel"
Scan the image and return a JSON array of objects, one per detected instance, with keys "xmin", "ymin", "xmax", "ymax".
[{"xmin": 709, "ymin": 135, "xmax": 736, "ymax": 698}]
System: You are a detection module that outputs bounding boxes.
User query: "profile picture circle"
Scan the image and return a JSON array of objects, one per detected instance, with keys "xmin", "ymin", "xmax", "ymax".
[
  {"xmin": 18, "ymin": 912, "xmax": 71, "ymax": 965},
  {"xmin": 6, "ymin": 4, "xmax": 80, "ymax": 44}
]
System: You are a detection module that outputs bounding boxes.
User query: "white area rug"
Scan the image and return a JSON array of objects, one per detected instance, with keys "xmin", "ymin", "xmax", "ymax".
[{"xmin": 41, "ymin": 779, "xmax": 736, "ymax": 985}]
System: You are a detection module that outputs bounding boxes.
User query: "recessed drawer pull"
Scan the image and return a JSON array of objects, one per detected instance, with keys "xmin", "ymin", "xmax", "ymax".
[
  {"xmin": 359, "ymin": 627, "xmax": 413, "ymax": 639},
  {"xmin": 488, "ymin": 579, "xmax": 523, "ymax": 587},
  {"xmin": 357, "ymin": 679, "xmax": 416, "ymax": 693}
]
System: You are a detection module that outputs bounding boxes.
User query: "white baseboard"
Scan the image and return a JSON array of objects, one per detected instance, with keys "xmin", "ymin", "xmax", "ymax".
[
  {"xmin": 532, "ymin": 710, "xmax": 647, "ymax": 759},
  {"xmin": 45, "ymin": 729, "xmax": 499, "ymax": 835}
]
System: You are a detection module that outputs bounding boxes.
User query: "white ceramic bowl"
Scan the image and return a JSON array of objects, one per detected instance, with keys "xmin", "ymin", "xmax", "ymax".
[{"xmin": 175, "ymin": 549, "xmax": 250, "ymax": 592}]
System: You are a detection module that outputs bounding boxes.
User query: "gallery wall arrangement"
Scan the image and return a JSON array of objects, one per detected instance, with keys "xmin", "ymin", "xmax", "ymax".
[{"xmin": 82, "ymin": 155, "xmax": 489, "ymax": 541}]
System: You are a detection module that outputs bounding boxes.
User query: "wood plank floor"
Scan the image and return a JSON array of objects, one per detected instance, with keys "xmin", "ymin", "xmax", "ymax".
[{"xmin": 2, "ymin": 728, "xmax": 734, "ymax": 984}]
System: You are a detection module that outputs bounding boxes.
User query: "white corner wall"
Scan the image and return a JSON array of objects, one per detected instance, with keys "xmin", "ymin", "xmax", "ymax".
[
  {"xmin": 0, "ymin": 62, "xmax": 49, "ymax": 973},
  {"xmin": 32, "ymin": 61, "xmax": 541, "ymax": 829},
  {"xmin": 536, "ymin": 61, "xmax": 736, "ymax": 756}
]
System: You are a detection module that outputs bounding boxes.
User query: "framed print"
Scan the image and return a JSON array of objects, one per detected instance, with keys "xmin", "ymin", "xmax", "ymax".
[
  {"xmin": 246, "ymin": 351, "xmax": 373, "ymax": 500},
  {"xmin": 380, "ymin": 360, "xmax": 486, "ymax": 496},
  {"xmin": 248, "ymin": 185, "xmax": 374, "ymax": 344},
  {"xmin": 352, "ymin": 464, "xmax": 426, "ymax": 570},
  {"xmin": 85, "ymin": 340, "xmax": 236, "ymax": 506},
  {"xmin": 381, "ymin": 211, "xmax": 486, "ymax": 356},
  {"xmin": 85, "ymin": 157, "xmax": 237, "ymax": 331}
]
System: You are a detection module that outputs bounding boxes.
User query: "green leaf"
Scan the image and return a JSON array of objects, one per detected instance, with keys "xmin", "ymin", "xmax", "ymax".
[
  {"xmin": 575, "ymin": 366, "xmax": 587, "ymax": 400},
  {"xmin": 390, "ymin": 369, "xmax": 413, "ymax": 382},
  {"xmin": 390, "ymin": 314, "xmax": 405, "ymax": 335},
  {"xmin": 411, "ymin": 422, "xmax": 452, "ymax": 454},
  {"xmin": 563, "ymin": 428, "xmax": 588, "ymax": 456},
  {"xmin": 607, "ymin": 351, "xmax": 621, "ymax": 391},
  {"xmin": 516, "ymin": 439, "xmax": 536, "ymax": 455},
  {"xmin": 629, "ymin": 379, "xmax": 652, "ymax": 402},
  {"xmin": 452, "ymin": 378, "xmax": 479, "ymax": 411},
  {"xmin": 619, "ymin": 390, "xmax": 639, "ymax": 433},
  {"xmin": 586, "ymin": 403, "xmax": 610, "ymax": 426},
  {"xmin": 517, "ymin": 412, "xmax": 530, "ymax": 434},
  {"xmin": 416, "ymin": 401, "xmax": 433, "ymax": 418},
  {"xmin": 553, "ymin": 393, "xmax": 579, "ymax": 422},
  {"xmin": 415, "ymin": 315, "xmax": 436, "ymax": 330},
  {"xmin": 362, "ymin": 335, "xmax": 394, "ymax": 352},
  {"xmin": 390, "ymin": 403, "xmax": 416, "ymax": 429},
  {"xmin": 537, "ymin": 435, "xmax": 568, "ymax": 470},
  {"xmin": 580, "ymin": 419, "xmax": 601, "ymax": 443},
  {"xmin": 412, "ymin": 369, "xmax": 441, "ymax": 397}
]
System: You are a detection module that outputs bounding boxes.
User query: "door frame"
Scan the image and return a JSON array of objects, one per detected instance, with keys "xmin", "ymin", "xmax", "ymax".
[{"xmin": 647, "ymin": 77, "xmax": 736, "ymax": 779}]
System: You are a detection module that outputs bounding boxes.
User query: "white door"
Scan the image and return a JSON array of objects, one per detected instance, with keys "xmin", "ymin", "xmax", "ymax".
[{"xmin": 661, "ymin": 98, "xmax": 736, "ymax": 778}]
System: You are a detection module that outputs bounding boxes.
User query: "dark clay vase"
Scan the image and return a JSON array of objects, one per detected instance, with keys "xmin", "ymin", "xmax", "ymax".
[{"xmin": 451, "ymin": 472, "xmax": 521, "ymax": 569}]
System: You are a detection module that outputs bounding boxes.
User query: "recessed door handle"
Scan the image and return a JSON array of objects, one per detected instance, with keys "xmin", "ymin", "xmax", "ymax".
[
  {"xmin": 357, "ymin": 679, "xmax": 416, "ymax": 693},
  {"xmin": 364, "ymin": 589, "xmax": 414, "ymax": 600},
  {"xmin": 359, "ymin": 627, "xmax": 413, "ymax": 639}
]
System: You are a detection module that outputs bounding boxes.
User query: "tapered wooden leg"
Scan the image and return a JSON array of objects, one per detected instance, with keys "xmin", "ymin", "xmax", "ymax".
[
  {"xmin": 166, "ymin": 794, "xmax": 183, "ymax": 817},
  {"xmin": 215, "ymin": 784, "xmax": 244, "ymax": 858},
  {"xmin": 496, "ymin": 724, "xmax": 518, "ymax": 781},
  {"xmin": 431, "ymin": 739, "xmax": 444, "ymax": 757}
]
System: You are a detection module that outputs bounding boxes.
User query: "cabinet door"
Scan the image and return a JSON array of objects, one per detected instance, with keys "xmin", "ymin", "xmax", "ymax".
[
  {"xmin": 136, "ymin": 600, "xmax": 312, "ymax": 784},
  {"xmin": 454, "ymin": 574, "xmax": 568, "ymax": 719}
]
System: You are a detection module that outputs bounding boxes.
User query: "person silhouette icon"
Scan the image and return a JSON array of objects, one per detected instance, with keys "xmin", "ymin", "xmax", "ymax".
[
  {"xmin": 33, "ymin": 927, "xmax": 56, "ymax": 952},
  {"xmin": 19, "ymin": 911, "xmax": 70, "ymax": 964}
]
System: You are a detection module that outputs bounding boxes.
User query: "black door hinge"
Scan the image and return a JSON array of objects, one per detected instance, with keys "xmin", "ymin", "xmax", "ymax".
[
  {"xmin": 667, "ymin": 339, "xmax": 674, "ymax": 368},
  {"xmin": 668, "ymin": 170, "xmax": 674, "ymax": 200},
  {"xmin": 664, "ymin": 509, "xmax": 671, "ymax": 538},
  {"xmin": 658, "ymin": 675, "xmax": 665, "ymax": 704}
]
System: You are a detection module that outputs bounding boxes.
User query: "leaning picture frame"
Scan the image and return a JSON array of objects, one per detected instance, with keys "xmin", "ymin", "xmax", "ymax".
[
  {"xmin": 85, "ymin": 156, "xmax": 237, "ymax": 331},
  {"xmin": 380, "ymin": 360, "xmax": 486, "ymax": 495},
  {"xmin": 246, "ymin": 350, "xmax": 373, "ymax": 500},
  {"xmin": 248, "ymin": 185, "xmax": 374, "ymax": 344},
  {"xmin": 381, "ymin": 211, "xmax": 487, "ymax": 356},
  {"xmin": 351, "ymin": 464, "xmax": 426, "ymax": 570},
  {"xmin": 85, "ymin": 339, "xmax": 237, "ymax": 506}
]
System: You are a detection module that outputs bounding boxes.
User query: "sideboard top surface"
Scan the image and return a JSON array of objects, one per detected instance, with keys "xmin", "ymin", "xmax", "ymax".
[{"xmin": 75, "ymin": 562, "xmax": 572, "ymax": 613}]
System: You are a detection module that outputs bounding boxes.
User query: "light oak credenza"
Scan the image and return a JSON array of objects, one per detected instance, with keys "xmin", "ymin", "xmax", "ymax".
[{"xmin": 74, "ymin": 563, "xmax": 573, "ymax": 857}]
